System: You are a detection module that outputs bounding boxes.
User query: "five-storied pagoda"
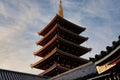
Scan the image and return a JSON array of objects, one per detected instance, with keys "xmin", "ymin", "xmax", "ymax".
[{"xmin": 31, "ymin": 1, "xmax": 91, "ymax": 77}]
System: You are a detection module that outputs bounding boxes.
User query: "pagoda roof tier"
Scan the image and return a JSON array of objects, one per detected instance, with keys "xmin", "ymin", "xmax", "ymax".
[
  {"xmin": 40, "ymin": 63, "xmax": 69, "ymax": 77},
  {"xmin": 36, "ymin": 24, "xmax": 58, "ymax": 46},
  {"xmin": 31, "ymin": 48, "xmax": 89, "ymax": 70},
  {"xmin": 58, "ymin": 25, "xmax": 88, "ymax": 45},
  {"xmin": 34, "ymin": 35, "xmax": 58, "ymax": 57},
  {"xmin": 36, "ymin": 24, "xmax": 88, "ymax": 46},
  {"xmin": 38, "ymin": 15, "xmax": 86, "ymax": 36},
  {"xmin": 57, "ymin": 36, "xmax": 91, "ymax": 56},
  {"xmin": 34, "ymin": 35, "xmax": 91, "ymax": 57}
]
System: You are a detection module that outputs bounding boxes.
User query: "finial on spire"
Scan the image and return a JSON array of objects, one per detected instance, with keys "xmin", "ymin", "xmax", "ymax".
[{"xmin": 58, "ymin": 0, "xmax": 64, "ymax": 17}]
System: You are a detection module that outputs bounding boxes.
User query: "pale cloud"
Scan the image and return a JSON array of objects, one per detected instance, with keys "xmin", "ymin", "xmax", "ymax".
[
  {"xmin": 0, "ymin": 2, "xmax": 8, "ymax": 17},
  {"xmin": 81, "ymin": 1, "xmax": 110, "ymax": 19},
  {"xmin": 0, "ymin": 0, "xmax": 44, "ymax": 74},
  {"xmin": 73, "ymin": 0, "xmax": 120, "ymax": 59}
]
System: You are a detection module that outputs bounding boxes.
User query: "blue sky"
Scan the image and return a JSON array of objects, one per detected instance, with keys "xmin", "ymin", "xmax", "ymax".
[{"xmin": 0, "ymin": 0, "xmax": 120, "ymax": 74}]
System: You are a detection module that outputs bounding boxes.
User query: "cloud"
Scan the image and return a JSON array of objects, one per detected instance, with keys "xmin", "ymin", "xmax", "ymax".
[
  {"xmin": 72, "ymin": 0, "xmax": 120, "ymax": 58},
  {"xmin": 0, "ymin": 0, "xmax": 45, "ymax": 74}
]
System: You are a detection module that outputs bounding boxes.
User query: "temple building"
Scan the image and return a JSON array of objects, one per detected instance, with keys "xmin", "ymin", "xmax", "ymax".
[
  {"xmin": 31, "ymin": 1, "xmax": 91, "ymax": 77},
  {"xmin": 87, "ymin": 35, "xmax": 120, "ymax": 80},
  {"xmin": 48, "ymin": 35, "xmax": 120, "ymax": 80}
]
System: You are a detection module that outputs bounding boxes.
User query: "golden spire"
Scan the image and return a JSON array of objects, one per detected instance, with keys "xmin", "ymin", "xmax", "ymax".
[{"xmin": 58, "ymin": 0, "xmax": 64, "ymax": 17}]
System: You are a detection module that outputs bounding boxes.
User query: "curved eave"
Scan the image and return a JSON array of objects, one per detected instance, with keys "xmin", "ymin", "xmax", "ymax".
[
  {"xmin": 58, "ymin": 16, "xmax": 86, "ymax": 34},
  {"xmin": 38, "ymin": 15, "xmax": 58, "ymax": 36},
  {"xmin": 40, "ymin": 63, "xmax": 69, "ymax": 77},
  {"xmin": 38, "ymin": 14, "xmax": 86, "ymax": 36},
  {"xmin": 95, "ymin": 45, "xmax": 120, "ymax": 65},
  {"xmin": 31, "ymin": 48, "xmax": 57, "ymax": 69},
  {"xmin": 36, "ymin": 24, "xmax": 58, "ymax": 46},
  {"xmin": 57, "ymin": 48, "xmax": 89, "ymax": 63},
  {"xmin": 58, "ymin": 36, "xmax": 92, "ymax": 56},
  {"xmin": 34, "ymin": 35, "xmax": 57, "ymax": 57},
  {"xmin": 35, "ymin": 35, "xmax": 91, "ymax": 57},
  {"xmin": 40, "ymin": 65, "xmax": 69, "ymax": 77},
  {"xmin": 37, "ymin": 25, "xmax": 88, "ymax": 46},
  {"xmin": 31, "ymin": 48, "xmax": 89, "ymax": 70},
  {"xmin": 58, "ymin": 26, "xmax": 88, "ymax": 44}
]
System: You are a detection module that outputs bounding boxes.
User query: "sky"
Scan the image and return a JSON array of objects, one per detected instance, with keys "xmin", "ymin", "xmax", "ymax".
[{"xmin": 0, "ymin": 0, "xmax": 120, "ymax": 75}]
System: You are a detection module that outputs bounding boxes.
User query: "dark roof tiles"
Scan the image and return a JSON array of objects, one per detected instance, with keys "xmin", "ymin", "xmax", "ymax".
[{"xmin": 90, "ymin": 35, "xmax": 120, "ymax": 62}]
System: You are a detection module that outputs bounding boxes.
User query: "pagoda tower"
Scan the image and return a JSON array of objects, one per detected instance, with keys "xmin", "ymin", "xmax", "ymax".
[{"xmin": 31, "ymin": 1, "xmax": 91, "ymax": 77}]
